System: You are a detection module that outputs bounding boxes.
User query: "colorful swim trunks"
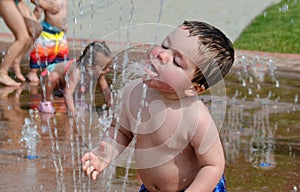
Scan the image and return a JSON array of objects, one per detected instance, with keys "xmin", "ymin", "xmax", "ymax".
[
  {"xmin": 29, "ymin": 21, "xmax": 69, "ymax": 69},
  {"xmin": 139, "ymin": 174, "xmax": 226, "ymax": 192}
]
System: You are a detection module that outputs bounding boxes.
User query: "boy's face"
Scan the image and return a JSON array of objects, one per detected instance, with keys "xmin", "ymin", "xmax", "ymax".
[{"xmin": 143, "ymin": 25, "xmax": 199, "ymax": 96}]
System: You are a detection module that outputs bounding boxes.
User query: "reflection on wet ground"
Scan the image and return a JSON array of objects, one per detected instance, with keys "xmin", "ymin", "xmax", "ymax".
[
  {"xmin": 0, "ymin": 55, "xmax": 299, "ymax": 192},
  {"xmin": 0, "ymin": 83, "xmax": 141, "ymax": 191}
]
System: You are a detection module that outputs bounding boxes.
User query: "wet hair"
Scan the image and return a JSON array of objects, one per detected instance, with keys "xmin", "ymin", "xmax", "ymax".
[
  {"xmin": 77, "ymin": 41, "xmax": 111, "ymax": 68},
  {"xmin": 74, "ymin": 41, "xmax": 111, "ymax": 94},
  {"xmin": 182, "ymin": 20, "xmax": 234, "ymax": 89}
]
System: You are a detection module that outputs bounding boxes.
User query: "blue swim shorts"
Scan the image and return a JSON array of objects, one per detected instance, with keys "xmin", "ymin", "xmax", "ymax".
[{"xmin": 139, "ymin": 174, "xmax": 226, "ymax": 192}]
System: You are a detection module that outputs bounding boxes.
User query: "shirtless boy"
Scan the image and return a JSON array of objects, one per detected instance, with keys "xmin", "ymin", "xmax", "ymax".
[
  {"xmin": 27, "ymin": 0, "xmax": 69, "ymax": 83},
  {"xmin": 82, "ymin": 21, "xmax": 234, "ymax": 192}
]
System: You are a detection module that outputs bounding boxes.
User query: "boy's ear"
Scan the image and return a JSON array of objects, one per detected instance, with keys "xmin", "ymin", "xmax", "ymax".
[{"xmin": 184, "ymin": 84, "xmax": 206, "ymax": 97}]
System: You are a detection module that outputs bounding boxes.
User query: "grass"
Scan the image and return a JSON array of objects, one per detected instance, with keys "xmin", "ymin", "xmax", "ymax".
[{"xmin": 234, "ymin": 0, "xmax": 300, "ymax": 54}]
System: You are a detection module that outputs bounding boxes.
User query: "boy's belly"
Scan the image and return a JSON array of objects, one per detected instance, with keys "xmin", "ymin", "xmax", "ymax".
[
  {"xmin": 45, "ymin": 14, "xmax": 67, "ymax": 31},
  {"xmin": 136, "ymin": 147, "xmax": 199, "ymax": 192},
  {"xmin": 138, "ymin": 161, "xmax": 198, "ymax": 192}
]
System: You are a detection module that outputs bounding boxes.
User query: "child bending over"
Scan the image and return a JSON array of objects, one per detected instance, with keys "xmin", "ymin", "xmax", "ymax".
[
  {"xmin": 82, "ymin": 21, "xmax": 234, "ymax": 192},
  {"xmin": 38, "ymin": 41, "xmax": 112, "ymax": 115}
]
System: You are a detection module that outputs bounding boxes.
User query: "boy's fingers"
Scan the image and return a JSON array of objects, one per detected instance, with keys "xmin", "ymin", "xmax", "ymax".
[
  {"xmin": 81, "ymin": 153, "xmax": 89, "ymax": 161},
  {"xmin": 82, "ymin": 160, "xmax": 91, "ymax": 170},
  {"xmin": 82, "ymin": 152, "xmax": 94, "ymax": 162},
  {"xmin": 92, "ymin": 171, "xmax": 100, "ymax": 180},
  {"xmin": 86, "ymin": 165, "xmax": 95, "ymax": 175}
]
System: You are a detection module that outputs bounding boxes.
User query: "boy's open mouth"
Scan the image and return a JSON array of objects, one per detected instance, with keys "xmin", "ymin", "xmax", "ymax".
[{"xmin": 144, "ymin": 62, "xmax": 158, "ymax": 78}]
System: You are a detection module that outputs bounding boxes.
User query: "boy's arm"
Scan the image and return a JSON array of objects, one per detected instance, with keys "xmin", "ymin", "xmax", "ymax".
[
  {"xmin": 30, "ymin": 0, "xmax": 60, "ymax": 14},
  {"xmin": 64, "ymin": 67, "xmax": 80, "ymax": 116},
  {"xmin": 82, "ymin": 80, "xmax": 134, "ymax": 180},
  {"xmin": 187, "ymin": 108, "xmax": 225, "ymax": 192},
  {"xmin": 82, "ymin": 87, "xmax": 133, "ymax": 180},
  {"xmin": 82, "ymin": 119, "xmax": 133, "ymax": 180},
  {"xmin": 33, "ymin": 6, "xmax": 43, "ymax": 19},
  {"xmin": 98, "ymin": 74, "xmax": 111, "ymax": 106}
]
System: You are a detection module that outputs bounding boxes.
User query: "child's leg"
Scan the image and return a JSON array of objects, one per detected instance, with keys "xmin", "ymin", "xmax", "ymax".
[
  {"xmin": 12, "ymin": 53, "xmax": 27, "ymax": 82},
  {"xmin": 26, "ymin": 68, "xmax": 40, "ymax": 83},
  {"xmin": 0, "ymin": 87, "xmax": 18, "ymax": 100},
  {"xmin": 16, "ymin": 1, "xmax": 42, "ymax": 82},
  {"xmin": 13, "ymin": 23, "xmax": 36, "ymax": 82},
  {"xmin": 0, "ymin": 1, "xmax": 31, "ymax": 86}
]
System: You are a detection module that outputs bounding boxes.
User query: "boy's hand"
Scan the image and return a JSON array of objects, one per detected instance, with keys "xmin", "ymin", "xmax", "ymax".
[
  {"xmin": 33, "ymin": 6, "xmax": 43, "ymax": 19},
  {"xmin": 82, "ymin": 152, "xmax": 101, "ymax": 180},
  {"xmin": 81, "ymin": 141, "xmax": 111, "ymax": 180},
  {"xmin": 102, "ymin": 87, "xmax": 112, "ymax": 107}
]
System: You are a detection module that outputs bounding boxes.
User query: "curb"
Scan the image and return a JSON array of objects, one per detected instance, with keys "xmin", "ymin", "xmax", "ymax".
[{"xmin": 236, "ymin": 49, "xmax": 300, "ymax": 60}]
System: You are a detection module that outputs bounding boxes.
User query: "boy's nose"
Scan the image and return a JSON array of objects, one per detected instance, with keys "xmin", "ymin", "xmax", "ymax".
[
  {"xmin": 149, "ymin": 46, "xmax": 171, "ymax": 64},
  {"xmin": 157, "ymin": 51, "xmax": 170, "ymax": 64}
]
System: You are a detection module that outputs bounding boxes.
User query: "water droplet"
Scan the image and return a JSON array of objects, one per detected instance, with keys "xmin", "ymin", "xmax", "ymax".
[
  {"xmin": 257, "ymin": 84, "xmax": 261, "ymax": 90},
  {"xmin": 291, "ymin": 18, "xmax": 294, "ymax": 24},
  {"xmin": 234, "ymin": 90, "xmax": 239, "ymax": 97},
  {"xmin": 268, "ymin": 91, "xmax": 272, "ymax": 98},
  {"xmin": 292, "ymin": 185, "xmax": 298, "ymax": 191},
  {"xmin": 249, "ymin": 76, "xmax": 253, "ymax": 84},
  {"xmin": 275, "ymin": 80, "xmax": 280, "ymax": 88},
  {"xmin": 279, "ymin": 4, "xmax": 289, "ymax": 12},
  {"xmin": 248, "ymin": 88, "xmax": 252, "ymax": 95},
  {"xmin": 242, "ymin": 79, "xmax": 246, "ymax": 87},
  {"xmin": 294, "ymin": 94, "xmax": 298, "ymax": 103}
]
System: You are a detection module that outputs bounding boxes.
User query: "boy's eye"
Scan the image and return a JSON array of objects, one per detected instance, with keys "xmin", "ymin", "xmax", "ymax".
[
  {"xmin": 161, "ymin": 44, "xmax": 169, "ymax": 49},
  {"xmin": 173, "ymin": 57, "xmax": 181, "ymax": 68}
]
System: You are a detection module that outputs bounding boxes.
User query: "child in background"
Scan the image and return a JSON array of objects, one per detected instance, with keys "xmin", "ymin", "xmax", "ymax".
[
  {"xmin": 38, "ymin": 41, "xmax": 112, "ymax": 115},
  {"xmin": 27, "ymin": 0, "xmax": 69, "ymax": 83},
  {"xmin": 0, "ymin": 0, "xmax": 60, "ymax": 87},
  {"xmin": 82, "ymin": 21, "xmax": 234, "ymax": 192}
]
